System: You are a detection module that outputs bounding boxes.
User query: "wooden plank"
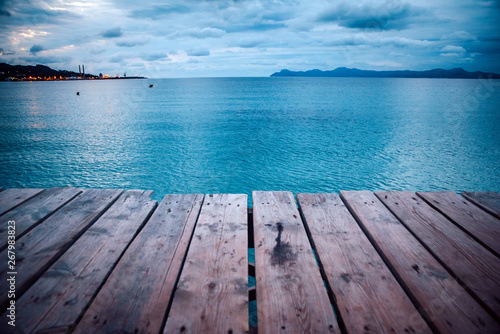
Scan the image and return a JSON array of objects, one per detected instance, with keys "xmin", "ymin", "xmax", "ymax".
[
  {"xmin": 462, "ymin": 191, "xmax": 500, "ymax": 220},
  {"xmin": 298, "ymin": 193, "xmax": 431, "ymax": 334},
  {"xmin": 376, "ymin": 191, "xmax": 500, "ymax": 319},
  {"xmin": 0, "ymin": 188, "xmax": 122, "ymax": 310},
  {"xmin": 0, "ymin": 187, "xmax": 82, "ymax": 251},
  {"xmin": 164, "ymin": 194, "xmax": 248, "ymax": 333},
  {"xmin": 74, "ymin": 194, "xmax": 204, "ymax": 334},
  {"xmin": 0, "ymin": 190, "xmax": 157, "ymax": 334},
  {"xmin": 0, "ymin": 188, "xmax": 44, "ymax": 216},
  {"xmin": 418, "ymin": 191, "xmax": 500, "ymax": 257},
  {"xmin": 341, "ymin": 191, "xmax": 499, "ymax": 334},
  {"xmin": 252, "ymin": 191, "xmax": 339, "ymax": 334}
]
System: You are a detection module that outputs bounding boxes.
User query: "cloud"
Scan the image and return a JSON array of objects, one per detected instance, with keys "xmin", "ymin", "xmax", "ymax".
[
  {"xmin": 366, "ymin": 60, "xmax": 403, "ymax": 67},
  {"xmin": 237, "ymin": 39, "xmax": 266, "ymax": 48},
  {"xmin": 262, "ymin": 10, "xmax": 294, "ymax": 22},
  {"xmin": 441, "ymin": 31, "xmax": 477, "ymax": 42},
  {"xmin": 0, "ymin": 48, "xmax": 15, "ymax": 55},
  {"xmin": 116, "ymin": 40, "xmax": 148, "ymax": 47},
  {"xmin": 224, "ymin": 22, "xmax": 286, "ymax": 33},
  {"xmin": 29, "ymin": 44, "xmax": 45, "ymax": 55},
  {"xmin": 440, "ymin": 45, "xmax": 466, "ymax": 53},
  {"xmin": 129, "ymin": 4, "xmax": 193, "ymax": 20},
  {"xmin": 0, "ymin": 0, "xmax": 10, "ymax": 16},
  {"xmin": 173, "ymin": 27, "xmax": 226, "ymax": 39},
  {"xmin": 141, "ymin": 52, "xmax": 170, "ymax": 61},
  {"xmin": 0, "ymin": 2, "xmax": 82, "ymax": 27},
  {"xmin": 18, "ymin": 56, "xmax": 71, "ymax": 64},
  {"xmin": 90, "ymin": 48, "xmax": 106, "ymax": 55},
  {"xmin": 109, "ymin": 55, "xmax": 123, "ymax": 63},
  {"xmin": 102, "ymin": 27, "xmax": 123, "ymax": 38},
  {"xmin": 1, "ymin": 0, "xmax": 499, "ymax": 76},
  {"xmin": 317, "ymin": 3, "xmax": 427, "ymax": 31},
  {"xmin": 187, "ymin": 48, "xmax": 210, "ymax": 56},
  {"xmin": 327, "ymin": 35, "xmax": 432, "ymax": 48}
]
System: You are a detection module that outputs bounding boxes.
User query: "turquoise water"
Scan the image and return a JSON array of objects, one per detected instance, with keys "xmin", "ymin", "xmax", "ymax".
[{"xmin": 1, "ymin": 77, "xmax": 499, "ymax": 202}]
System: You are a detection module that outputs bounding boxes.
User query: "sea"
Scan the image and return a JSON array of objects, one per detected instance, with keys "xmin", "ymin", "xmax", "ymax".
[{"xmin": 1, "ymin": 77, "xmax": 499, "ymax": 203}]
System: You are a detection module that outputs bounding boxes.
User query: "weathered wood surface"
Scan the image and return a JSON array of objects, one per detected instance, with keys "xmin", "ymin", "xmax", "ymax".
[
  {"xmin": 0, "ymin": 190, "xmax": 157, "ymax": 334},
  {"xmin": 0, "ymin": 188, "xmax": 122, "ymax": 310},
  {"xmin": 462, "ymin": 191, "xmax": 500, "ymax": 220},
  {"xmin": 253, "ymin": 191, "xmax": 339, "ymax": 334},
  {"xmin": 377, "ymin": 191, "xmax": 500, "ymax": 319},
  {"xmin": 74, "ymin": 194, "xmax": 204, "ymax": 334},
  {"xmin": 298, "ymin": 193, "xmax": 431, "ymax": 334},
  {"xmin": 1, "ymin": 187, "xmax": 499, "ymax": 332},
  {"xmin": 0, "ymin": 187, "xmax": 82, "ymax": 251},
  {"xmin": 0, "ymin": 188, "xmax": 44, "ymax": 216},
  {"xmin": 342, "ymin": 191, "xmax": 499, "ymax": 334},
  {"xmin": 417, "ymin": 191, "xmax": 500, "ymax": 257},
  {"xmin": 164, "ymin": 194, "xmax": 248, "ymax": 334}
]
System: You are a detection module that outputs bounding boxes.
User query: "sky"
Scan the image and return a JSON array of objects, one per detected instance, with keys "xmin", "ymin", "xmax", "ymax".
[{"xmin": 0, "ymin": 0, "xmax": 499, "ymax": 78}]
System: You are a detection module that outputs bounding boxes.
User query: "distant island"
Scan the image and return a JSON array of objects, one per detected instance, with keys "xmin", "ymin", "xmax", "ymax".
[
  {"xmin": 271, "ymin": 67, "xmax": 500, "ymax": 79},
  {"xmin": 0, "ymin": 63, "xmax": 146, "ymax": 81}
]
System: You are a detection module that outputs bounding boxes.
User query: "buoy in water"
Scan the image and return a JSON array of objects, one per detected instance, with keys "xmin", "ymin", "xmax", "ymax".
[
  {"xmin": 76, "ymin": 92, "xmax": 80, "ymax": 95},
  {"xmin": 149, "ymin": 84, "xmax": 153, "ymax": 88}
]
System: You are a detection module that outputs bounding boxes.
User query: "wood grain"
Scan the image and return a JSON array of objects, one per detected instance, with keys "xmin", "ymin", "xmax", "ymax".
[
  {"xmin": 0, "ymin": 188, "xmax": 122, "ymax": 310},
  {"xmin": 417, "ymin": 191, "xmax": 500, "ymax": 257},
  {"xmin": 462, "ymin": 191, "xmax": 500, "ymax": 220},
  {"xmin": 298, "ymin": 192, "xmax": 432, "ymax": 334},
  {"xmin": 253, "ymin": 191, "xmax": 339, "ymax": 334},
  {"xmin": 0, "ymin": 187, "xmax": 82, "ymax": 251},
  {"xmin": 376, "ymin": 191, "xmax": 500, "ymax": 319},
  {"xmin": 0, "ymin": 188, "xmax": 44, "ymax": 216},
  {"xmin": 0, "ymin": 190, "xmax": 157, "ymax": 334},
  {"xmin": 73, "ymin": 194, "xmax": 204, "ymax": 334},
  {"xmin": 341, "ymin": 191, "xmax": 499, "ymax": 334},
  {"xmin": 164, "ymin": 194, "xmax": 248, "ymax": 334}
]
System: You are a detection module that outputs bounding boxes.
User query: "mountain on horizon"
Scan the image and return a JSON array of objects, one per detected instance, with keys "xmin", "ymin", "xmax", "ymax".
[
  {"xmin": 271, "ymin": 67, "xmax": 500, "ymax": 79},
  {"xmin": 0, "ymin": 62, "xmax": 95, "ymax": 80}
]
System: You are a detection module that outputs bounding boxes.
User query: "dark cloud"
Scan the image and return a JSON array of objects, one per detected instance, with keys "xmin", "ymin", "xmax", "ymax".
[
  {"xmin": 0, "ymin": 1, "xmax": 81, "ymax": 27},
  {"xmin": 0, "ymin": 0, "xmax": 11, "ymax": 16},
  {"xmin": 141, "ymin": 52, "xmax": 169, "ymax": 61},
  {"xmin": 90, "ymin": 48, "xmax": 106, "ymax": 55},
  {"xmin": 262, "ymin": 10, "xmax": 293, "ymax": 22},
  {"xmin": 172, "ymin": 27, "xmax": 226, "ymax": 39},
  {"xmin": 18, "ymin": 56, "xmax": 71, "ymax": 64},
  {"xmin": 223, "ymin": 22, "xmax": 286, "ymax": 33},
  {"xmin": 318, "ymin": 3, "xmax": 427, "ymax": 31},
  {"xmin": 109, "ymin": 55, "xmax": 123, "ymax": 63},
  {"xmin": 102, "ymin": 27, "xmax": 123, "ymax": 38},
  {"xmin": 116, "ymin": 40, "xmax": 148, "ymax": 47},
  {"xmin": 129, "ymin": 4, "xmax": 192, "ymax": 20},
  {"xmin": 30, "ymin": 44, "xmax": 45, "ymax": 55},
  {"xmin": 187, "ymin": 49, "xmax": 210, "ymax": 56},
  {"xmin": 237, "ymin": 39, "xmax": 265, "ymax": 48}
]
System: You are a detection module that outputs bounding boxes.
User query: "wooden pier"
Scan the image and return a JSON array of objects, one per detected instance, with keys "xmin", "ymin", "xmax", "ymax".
[{"xmin": 0, "ymin": 187, "xmax": 499, "ymax": 333}]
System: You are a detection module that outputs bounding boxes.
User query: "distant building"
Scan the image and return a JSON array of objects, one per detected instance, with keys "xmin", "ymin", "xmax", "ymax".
[{"xmin": 99, "ymin": 73, "xmax": 103, "ymax": 79}]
